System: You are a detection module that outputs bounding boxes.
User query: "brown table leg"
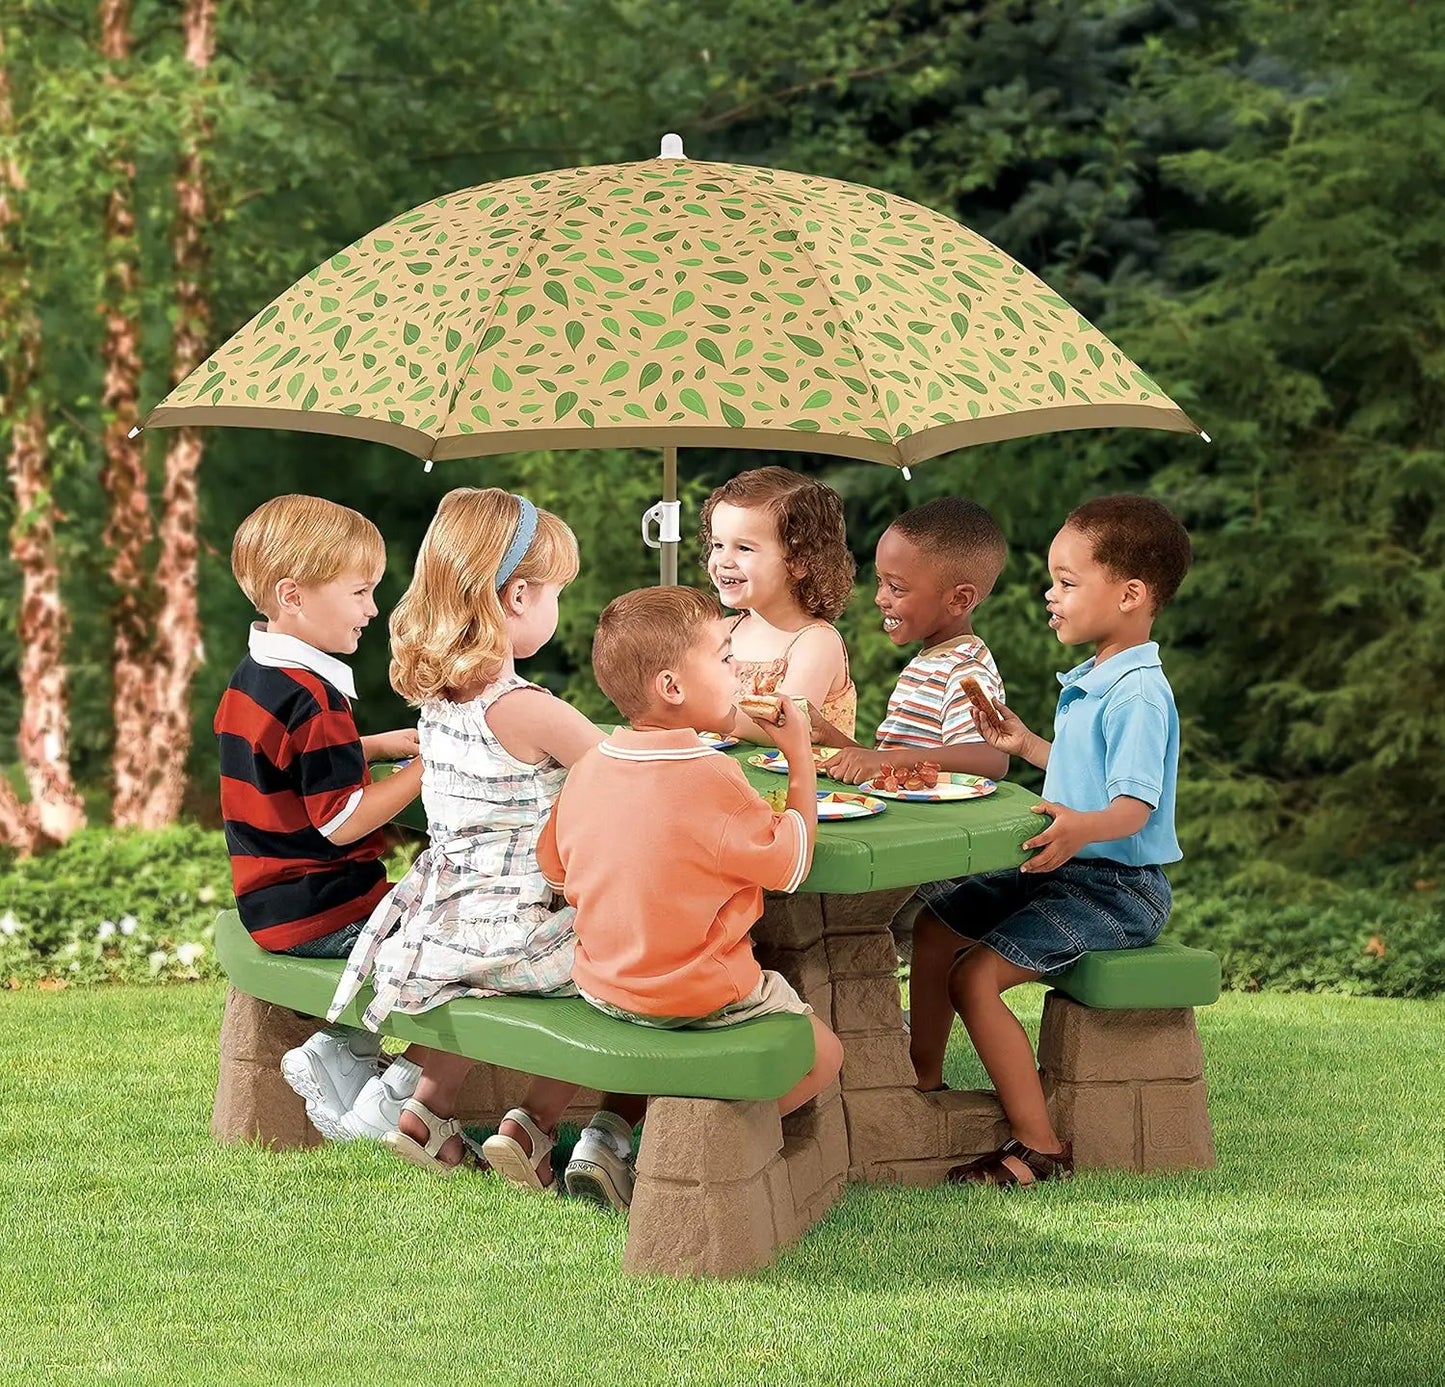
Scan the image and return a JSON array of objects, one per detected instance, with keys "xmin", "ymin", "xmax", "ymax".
[
  {"xmin": 212, "ymin": 987, "xmax": 328, "ymax": 1150},
  {"xmin": 756, "ymin": 889, "xmax": 1008, "ymax": 1187}
]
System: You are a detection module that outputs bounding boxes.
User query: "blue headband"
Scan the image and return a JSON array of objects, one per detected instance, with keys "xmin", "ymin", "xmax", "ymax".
[{"xmin": 496, "ymin": 495, "xmax": 538, "ymax": 588}]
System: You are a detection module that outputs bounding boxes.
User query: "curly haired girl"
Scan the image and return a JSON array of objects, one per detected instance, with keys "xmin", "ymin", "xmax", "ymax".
[{"xmin": 699, "ymin": 466, "xmax": 857, "ymax": 739}]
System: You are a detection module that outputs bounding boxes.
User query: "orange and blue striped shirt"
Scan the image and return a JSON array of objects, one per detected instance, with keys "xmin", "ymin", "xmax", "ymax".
[{"xmin": 875, "ymin": 634, "xmax": 1005, "ymax": 751}]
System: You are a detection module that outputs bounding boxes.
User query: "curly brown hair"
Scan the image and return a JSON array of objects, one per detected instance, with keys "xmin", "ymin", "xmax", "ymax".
[
  {"xmin": 698, "ymin": 466, "xmax": 854, "ymax": 621},
  {"xmin": 1066, "ymin": 494, "xmax": 1193, "ymax": 613}
]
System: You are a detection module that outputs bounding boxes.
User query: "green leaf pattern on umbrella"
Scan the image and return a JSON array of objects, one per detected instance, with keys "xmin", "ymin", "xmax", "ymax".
[{"xmin": 152, "ymin": 159, "xmax": 1191, "ymax": 462}]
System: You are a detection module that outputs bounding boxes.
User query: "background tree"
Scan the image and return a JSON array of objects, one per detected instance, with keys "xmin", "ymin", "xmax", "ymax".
[{"xmin": 0, "ymin": 24, "xmax": 86, "ymax": 849}]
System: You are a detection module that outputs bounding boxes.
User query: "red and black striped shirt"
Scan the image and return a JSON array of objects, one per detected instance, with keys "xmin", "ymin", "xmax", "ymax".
[{"xmin": 215, "ymin": 641, "xmax": 388, "ymax": 951}]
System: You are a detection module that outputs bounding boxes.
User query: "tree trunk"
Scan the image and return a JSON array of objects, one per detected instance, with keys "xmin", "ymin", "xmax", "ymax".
[
  {"xmin": 139, "ymin": 0, "xmax": 217, "ymax": 828},
  {"xmin": 97, "ymin": 0, "xmax": 155, "ymax": 828},
  {"xmin": 0, "ymin": 31, "xmax": 86, "ymax": 853}
]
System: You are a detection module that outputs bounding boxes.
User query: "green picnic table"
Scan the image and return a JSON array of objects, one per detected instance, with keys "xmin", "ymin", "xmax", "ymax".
[{"xmin": 364, "ymin": 745, "xmax": 1216, "ymax": 1275}]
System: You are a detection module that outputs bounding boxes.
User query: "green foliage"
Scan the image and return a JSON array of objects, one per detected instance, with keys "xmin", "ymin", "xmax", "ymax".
[
  {"xmin": 3, "ymin": 0, "xmax": 1442, "ymax": 989},
  {"xmin": 1171, "ymin": 877, "xmax": 1445, "ymax": 999},
  {"xmin": 0, "ymin": 825, "xmax": 417, "ymax": 985},
  {"xmin": 0, "ymin": 824, "xmax": 234, "ymax": 983}
]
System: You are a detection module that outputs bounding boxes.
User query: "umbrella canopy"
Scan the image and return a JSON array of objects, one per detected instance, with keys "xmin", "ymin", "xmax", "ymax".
[{"xmin": 144, "ymin": 143, "xmax": 1202, "ymax": 577}]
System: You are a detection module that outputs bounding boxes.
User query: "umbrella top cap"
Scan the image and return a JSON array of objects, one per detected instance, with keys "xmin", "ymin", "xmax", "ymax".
[{"xmin": 659, "ymin": 133, "xmax": 686, "ymax": 159}]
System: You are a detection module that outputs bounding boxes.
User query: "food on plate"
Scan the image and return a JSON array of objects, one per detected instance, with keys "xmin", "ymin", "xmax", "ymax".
[
  {"xmin": 738, "ymin": 693, "xmax": 785, "ymax": 725},
  {"xmin": 872, "ymin": 759, "xmax": 942, "ymax": 794},
  {"xmin": 959, "ymin": 675, "xmax": 998, "ymax": 726}
]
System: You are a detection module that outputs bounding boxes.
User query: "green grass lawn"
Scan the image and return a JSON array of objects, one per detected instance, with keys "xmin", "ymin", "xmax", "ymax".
[{"xmin": 2, "ymin": 985, "xmax": 1442, "ymax": 1386}]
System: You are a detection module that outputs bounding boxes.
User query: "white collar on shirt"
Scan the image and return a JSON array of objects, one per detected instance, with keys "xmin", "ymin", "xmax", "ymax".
[
  {"xmin": 247, "ymin": 622, "xmax": 358, "ymax": 700},
  {"xmin": 599, "ymin": 727, "xmax": 715, "ymax": 761}
]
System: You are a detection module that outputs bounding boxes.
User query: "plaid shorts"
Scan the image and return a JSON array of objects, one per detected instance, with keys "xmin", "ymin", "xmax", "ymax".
[{"xmin": 580, "ymin": 969, "xmax": 811, "ymax": 1029}]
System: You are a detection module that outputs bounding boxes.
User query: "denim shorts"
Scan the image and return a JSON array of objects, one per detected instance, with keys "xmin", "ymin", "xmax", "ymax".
[
  {"xmin": 283, "ymin": 917, "xmax": 369, "ymax": 959},
  {"xmin": 922, "ymin": 859, "xmax": 1172, "ymax": 977}
]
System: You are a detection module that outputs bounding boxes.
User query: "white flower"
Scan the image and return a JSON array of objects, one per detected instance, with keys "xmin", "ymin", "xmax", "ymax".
[
  {"xmin": 69, "ymin": 961, "xmax": 80, "ymax": 972},
  {"xmin": 148, "ymin": 950, "xmax": 169, "ymax": 974},
  {"xmin": 197, "ymin": 885, "xmax": 217, "ymax": 905},
  {"xmin": 118, "ymin": 915, "xmax": 138, "ymax": 936},
  {"xmin": 0, "ymin": 912, "xmax": 18, "ymax": 937},
  {"xmin": 176, "ymin": 942, "xmax": 203, "ymax": 967},
  {"xmin": 97, "ymin": 920, "xmax": 117, "ymax": 941}
]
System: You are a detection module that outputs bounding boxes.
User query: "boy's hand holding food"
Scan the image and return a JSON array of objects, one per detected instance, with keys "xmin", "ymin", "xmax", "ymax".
[
  {"xmin": 824, "ymin": 745, "xmax": 894, "ymax": 785},
  {"xmin": 963, "ymin": 682, "xmax": 1049, "ymax": 768}
]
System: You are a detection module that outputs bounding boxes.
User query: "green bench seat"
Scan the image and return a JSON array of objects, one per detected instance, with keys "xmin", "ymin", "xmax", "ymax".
[
  {"xmin": 1051, "ymin": 939, "xmax": 1221, "ymax": 1010},
  {"xmin": 214, "ymin": 911, "xmax": 813, "ymax": 1102}
]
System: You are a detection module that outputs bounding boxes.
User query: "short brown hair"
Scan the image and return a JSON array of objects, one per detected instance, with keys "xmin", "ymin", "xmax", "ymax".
[
  {"xmin": 593, "ymin": 586, "xmax": 723, "ymax": 719},
  {"xmin": 889, "ymin": 496, "xmax": 1007, "ymax": 597},
  {"xmin": 1066, "ymin": 495, "xmax": 1193, "ymax": 612},
  {"xmin": 231, "ymin": 494, "xmax": 385, "ymax": 618},
  {"xmin": 698, "ymin": 466, "xmax": 855, "ymax": 620}
]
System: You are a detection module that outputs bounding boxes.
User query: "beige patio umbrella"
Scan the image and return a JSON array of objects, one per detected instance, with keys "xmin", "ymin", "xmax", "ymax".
[{"xmin": 142, "ymin": 136, "xmax": 1203, "ymax": 580}]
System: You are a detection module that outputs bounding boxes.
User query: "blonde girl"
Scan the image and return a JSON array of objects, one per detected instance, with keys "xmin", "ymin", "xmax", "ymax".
[
  {"xmin": 700, "ymin": 466, "xmax": 858, "ymax": 740},
  {"xmin": 328, "ymin": 488, "xmax": 644, "ymax": 1203}
]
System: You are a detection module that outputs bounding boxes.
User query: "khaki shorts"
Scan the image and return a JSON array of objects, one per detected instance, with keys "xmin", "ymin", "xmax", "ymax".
[{"xmin": 581, "ymin": 969, "xmax": 811, "ymax": 1030}]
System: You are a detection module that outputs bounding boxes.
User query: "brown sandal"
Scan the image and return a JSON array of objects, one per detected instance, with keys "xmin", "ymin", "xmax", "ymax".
[{"xmin": 947, "ymin": 1137, "xmax": 1074, "ymax": 1188}]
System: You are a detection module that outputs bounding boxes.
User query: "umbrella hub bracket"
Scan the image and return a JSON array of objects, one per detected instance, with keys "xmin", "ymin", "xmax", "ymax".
[{"xmin": 641, "ymin": 500, "xmax": 682, "ymax": 550}]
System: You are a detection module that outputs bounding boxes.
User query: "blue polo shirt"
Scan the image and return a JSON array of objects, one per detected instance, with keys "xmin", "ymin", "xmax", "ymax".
[{"xmin": 1041, "ymin": 640, "xmax": 1181, "ymax": 866}]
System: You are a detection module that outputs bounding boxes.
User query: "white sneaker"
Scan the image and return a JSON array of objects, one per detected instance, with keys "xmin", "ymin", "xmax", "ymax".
[
  {"xmin": 280, "ymin": 1028, "xmax": 381, "ymax": 1139},
  {"xmin": 335, "ymin": 1057, "xmax": 422, "ymax": 1142},
  {"xmin": 564, "ymin": 1110, "xmax": 636, "ymax": 1212}
]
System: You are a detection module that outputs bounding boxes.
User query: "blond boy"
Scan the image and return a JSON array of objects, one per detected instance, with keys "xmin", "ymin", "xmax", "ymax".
[{"xmin": 217, "ymin": 494, "xmax": 422, "ymax": 1136}]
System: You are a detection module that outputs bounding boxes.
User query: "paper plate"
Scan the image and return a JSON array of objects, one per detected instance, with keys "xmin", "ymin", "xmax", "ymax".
[
  {"xmin": 816, "ymin": 791, "xmax": 886, "ymax": 821},
  {"xmin": 857, "ymin": 773, "xmax": 998, "ymax": 802},
  {"xmin": 746, "ymin": 747, "xmax": 841, "ymax": 775},
  {"xmin": 698, "ymin": 731, "xmax": 740, "ymax": 751}
]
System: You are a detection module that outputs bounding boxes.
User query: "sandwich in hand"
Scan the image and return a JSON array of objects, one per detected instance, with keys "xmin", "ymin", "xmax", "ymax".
[
  {"xmin": 737, "ymin": 693, "xmax": 786, "ymax": 725},
  {"xmin": 959, "ymin": 675, "xmax": 999, "ymax": 727}
]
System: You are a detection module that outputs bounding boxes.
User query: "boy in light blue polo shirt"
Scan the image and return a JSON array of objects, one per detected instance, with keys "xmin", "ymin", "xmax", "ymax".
[{"xmin": 910, "ymin": 494, "xmax": 1193, "ymax": 1190}]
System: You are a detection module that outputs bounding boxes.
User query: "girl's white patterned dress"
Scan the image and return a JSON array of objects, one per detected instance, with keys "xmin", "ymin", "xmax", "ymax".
[{"xmin": 327, "ymin": 674, "xmax": 578, "ymax": 1031}]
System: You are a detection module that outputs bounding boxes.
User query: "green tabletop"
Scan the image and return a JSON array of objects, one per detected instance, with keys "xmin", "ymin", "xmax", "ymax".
[
  {"xmin": 729, "ymin": 749, "xmax": 1046, "ymax": 893},
  {"xmin": 381, "ymin": 748, "xmax": 1047, "ymax": 896}
]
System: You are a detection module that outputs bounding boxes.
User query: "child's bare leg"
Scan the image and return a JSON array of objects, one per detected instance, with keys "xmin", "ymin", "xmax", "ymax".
[
  {"xmin": 909, "ymin": 907, "xmax": 971, "ymax": 1091},
  {"xmin": 778, "ymin": 1015, "xmax": 843, "ymax": 1117},
  {"xmin": 948, "ymin": 945, "xmax": 1064, "ymax": 1154},
  {"xmin": 397, "ymin": 1046, "xmax": 475, "ymax": 1164},
  {"xmin": 494, "ymin": 1076, "xmax": 580, "ymax": 1186},
  {"xmin": 603, "ymin": 1093, "xmax": 648, "ymax": 1128}
]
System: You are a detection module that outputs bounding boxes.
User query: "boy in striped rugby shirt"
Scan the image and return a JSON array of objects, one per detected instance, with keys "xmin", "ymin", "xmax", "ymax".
[{"xmin": 216, "ymin": 495, "xmax": 426, "ymax": 1139}]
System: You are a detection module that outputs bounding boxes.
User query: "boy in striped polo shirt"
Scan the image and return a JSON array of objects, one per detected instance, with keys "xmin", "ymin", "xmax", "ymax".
[
  {"xmin": 810, "ymin": 496, "xmax": 1010, "ymax": 786},
  {"xmin": 215, "ymin": 495, "xmax": 425, "ymax": 1138},
  {"xmin": 809, "ymin": 497, "xmax": 1011, "ymax": 1090}
]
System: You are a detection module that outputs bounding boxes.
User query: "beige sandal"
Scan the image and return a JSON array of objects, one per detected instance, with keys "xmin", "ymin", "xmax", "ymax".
[
  {"xmin": 481, "ymin": 1107, "xmax": 556, "ymax": 1191},
  {"xmin": 381, "ymin": 1098, "xmax": 489, "ymax": 1175}
]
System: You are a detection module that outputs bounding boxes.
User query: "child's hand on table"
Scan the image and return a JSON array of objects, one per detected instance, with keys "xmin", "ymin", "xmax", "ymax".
[
  {"xmin": 824, "ymin": 746, "xmax": 893, "ymax": 785},
  {"xmin": 1019, "ymin": 801, "xmax": 1091, "ymax": 873}
]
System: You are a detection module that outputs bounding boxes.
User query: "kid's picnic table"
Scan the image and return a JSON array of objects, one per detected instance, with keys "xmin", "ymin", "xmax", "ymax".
[
  {"xmin": 366, "ymin": 750, "xmax": 1214, "ymax": 1275},
  {"xmin": 390, "ymin": 749, "xmax": 1044, "ymax": 1183},
  {"xmin": 725, "ymin": 749, "xmax": 1048, "ymax": 1186}
]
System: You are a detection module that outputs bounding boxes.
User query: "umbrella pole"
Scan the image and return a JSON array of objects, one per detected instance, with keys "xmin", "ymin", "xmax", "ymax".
[{"xmin": 661, "ymin": 445, "xmax": 679, "ymax": 585}]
